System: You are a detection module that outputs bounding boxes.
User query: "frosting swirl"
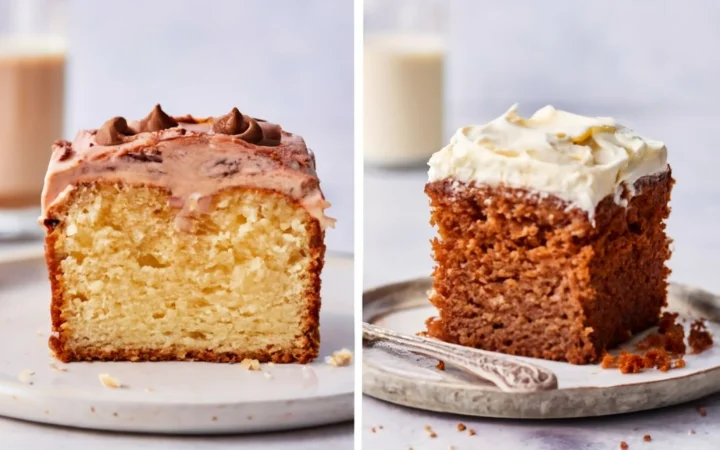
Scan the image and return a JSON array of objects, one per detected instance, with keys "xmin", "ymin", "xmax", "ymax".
[{"xmin": 428, "ymin": 104, "xmax": 668, "ymax": 218}]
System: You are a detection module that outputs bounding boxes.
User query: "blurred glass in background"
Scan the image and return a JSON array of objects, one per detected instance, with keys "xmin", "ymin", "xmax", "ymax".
[
  {"xmin": 364, "ymin": 0, "xmax": 446, "ymax": 168},
  {"xmin": 0, "ymin": 0, "xmax": 65, "ymax": 239}
]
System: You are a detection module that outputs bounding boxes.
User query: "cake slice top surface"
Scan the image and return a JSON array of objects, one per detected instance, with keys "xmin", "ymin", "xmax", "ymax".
[
  {"xmin": 428, "ymin": 104, "xmax": 668, "ymax": 218},
  {"xmin": 42, "ymin": 105, "xmax": 335, "ymax": 231}
]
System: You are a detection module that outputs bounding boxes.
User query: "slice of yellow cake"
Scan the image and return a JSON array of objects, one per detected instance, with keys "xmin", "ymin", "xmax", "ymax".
[{"xmin": 40, "ymin": 105, "xmax": 334, "ymax": 363}]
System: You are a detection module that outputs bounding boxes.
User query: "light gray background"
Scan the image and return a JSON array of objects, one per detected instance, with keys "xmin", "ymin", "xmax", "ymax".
[
  {"xmin": 1, "ymin": 0, "xmax": 354, "ymax": 449},
  {"xmin": 364, "ymin": 1, "xmax": 720, "ymax": 449}
]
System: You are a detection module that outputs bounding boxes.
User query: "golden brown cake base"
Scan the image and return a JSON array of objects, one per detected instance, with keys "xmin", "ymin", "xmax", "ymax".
[
  {"xmin": 425, "ymin": 170, "xmax": 673, "ymax": 364},
  {"xmin": 44, "ymin": 182, "xmax": 324, "ymax": 363}
]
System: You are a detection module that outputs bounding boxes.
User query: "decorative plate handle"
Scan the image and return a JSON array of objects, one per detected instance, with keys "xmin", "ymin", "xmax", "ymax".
[{"xmin": 363, "ymin": 322, "xmax": 558, "ymax": 393}]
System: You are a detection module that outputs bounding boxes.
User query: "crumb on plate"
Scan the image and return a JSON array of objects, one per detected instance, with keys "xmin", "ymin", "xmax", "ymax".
[
  {"xmin": 98, "ymin": 373, "xmax": 122, "ymax": 389},
  {"xmin": 240, "ymin": 358, "xmax": 261, "ymax": 371},
  {"xmin": 325, "ymin": 348, "xmax": 353, "ymax": 367},
  {"xmin": 18, "ymin": 369, "xmax": 35, "ymax": 384}
]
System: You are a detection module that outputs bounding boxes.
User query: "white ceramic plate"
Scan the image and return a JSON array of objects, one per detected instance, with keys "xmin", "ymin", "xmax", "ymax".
[
  {"xmin": 363, "ymin": 278, "xmax": 720, "ymax": 419},
  {"xmin": 0, "ymin": 248, "xmax": 354, "ymax": 434}
]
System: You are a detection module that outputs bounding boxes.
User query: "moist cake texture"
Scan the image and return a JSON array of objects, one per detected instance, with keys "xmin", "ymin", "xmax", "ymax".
[
  {"xmin": 41, "ymin": 105, "xmax": 334, "ymax": 363},
  {"xmin": 425, "ymin": 105, "xmax": 673, "ymax": 364}
]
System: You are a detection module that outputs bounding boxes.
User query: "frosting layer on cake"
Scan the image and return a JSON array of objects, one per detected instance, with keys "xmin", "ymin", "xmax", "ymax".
[
  {"xmin": 41, "ymin": 105, "xmax": 335, "ymax": 230},
  {"xmin": 428, "ymin": 104, "xmax": 668, "ymax": 218}
]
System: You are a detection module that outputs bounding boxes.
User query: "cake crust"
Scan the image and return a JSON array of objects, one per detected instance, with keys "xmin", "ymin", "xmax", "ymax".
[
  {"xmin": 44, "ymin": 183, "xmax": 324, "ymax": 364},
  {"xmin": 425, "ymin": 170, "xmax": 673, "ymax": 364}
]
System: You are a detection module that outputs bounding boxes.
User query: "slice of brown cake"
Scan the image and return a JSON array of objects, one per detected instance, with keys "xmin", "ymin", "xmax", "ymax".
[
  {"xmin": 425, "ymin": 105, "xmax": 673, "ymax": 364},
  {"xmin": 40, "ymin": 105, "xmax": 334, "ymax": 363}
]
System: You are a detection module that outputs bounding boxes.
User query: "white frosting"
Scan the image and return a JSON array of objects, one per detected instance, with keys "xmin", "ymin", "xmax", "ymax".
[{"xmin": 428, "ymin": 104, "xmax": 668, "ymax": 219}]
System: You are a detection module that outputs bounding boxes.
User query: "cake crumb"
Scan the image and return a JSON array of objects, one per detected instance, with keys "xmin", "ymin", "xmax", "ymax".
[
  {"xmin": 618, "ymin": 351, "xmax": 644, "ymax": 374},
  {"xmin": 370, "ymin": 427, "xmax": 376, "ymax": 433},
  {"xmin": 325, "ymin": 348, "xmax": 353, "ymax": 367},
  {"xmin": 98, "ymin": 373, "xmax": 122, "ymax": 389},
  {"xmin": 212, "ymin": 416, "xmax": 218, "ymax": 421},
  {"xmin": 643, "ymin": 434, "xmax": 651, "ymax": 442},
  {"xmin": 240, "ymin": 358, "xmax": 261, "ymax": 371},
  {"xmin": 696, "ymin": 406, "xmax": 707, "ymax": 417},
  {"xmin": 689, "ymin": 319, "xmax": 713, "ymax": 354},
  {"xmin": 49, "ymin": 363, "xmax": 67, "ymax": 372},
  {"xmin": 468, "ymin": 428, "xmax": 477, "ymax": 436},
  {"xmin": 689, "ymin": 429, "xmax": 696, "ymax": 435},
  {"xmin": 620, "ymin": 441, "xmax": 629, "ymax": 450},
  {"xmin": 643, "ymin": 348, "xmax": 672, "ymax": 371},
  {"xmin": 675, "ymin": 359, "xmax": 686, "ymax": 369},
  {"xmin": 18, "ymin": 369, "xmax": 35, "ymax": 384},
  {"xmin": 601, "ymin": 353, "xmax": 616, "ymax": 369},
  {"xmin": 457, "ymin": 423, "xmax": 466, "ymax": 431},
  {"xmin": 436, "ymin": 360, "xmax": 445, "ymax": 370},
  {"xmin": 263, "ymin": 371, "xmax": 274, "ymax": 380},
  {"xmin": 423, "ymin": 424, "xmax": 438, "ymax": 438}
]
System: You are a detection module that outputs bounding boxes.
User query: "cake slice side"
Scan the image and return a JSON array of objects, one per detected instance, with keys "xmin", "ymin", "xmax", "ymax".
[
  {"xmin": 425, "ymin": 171, "xmax": 673, "ymax": 364},
  {"xmin": 582, "ymin": 170, "xmax": 673, "ymax": 354},
  {"xmin": 44, "ymin": 182, "xmax": 324, "ymax": 363},
  {"xmin": 425, "ymin": 180, "xmax": 599, "ymax": 363}
]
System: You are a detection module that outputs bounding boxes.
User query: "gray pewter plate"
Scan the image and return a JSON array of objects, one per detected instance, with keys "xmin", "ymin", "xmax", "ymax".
[{"xmin": 363, "ymin": 278, "xmax": 720, "ymax": 419}]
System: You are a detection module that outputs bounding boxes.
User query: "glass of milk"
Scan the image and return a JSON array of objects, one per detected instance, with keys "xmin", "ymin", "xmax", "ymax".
[
  {"xmin": 0, "ymin": 0, "xmax": 66, "ymax": 239},
  {"xmin": 364, "ymin": 0, "xmax": 447, "ymax": 168}
]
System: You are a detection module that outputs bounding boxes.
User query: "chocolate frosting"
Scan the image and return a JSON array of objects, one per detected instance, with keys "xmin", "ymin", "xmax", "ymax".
[
  {"xmin": 212, "ymin": 107, "xmax": 281, "ymax": 146},
  {"xmin": 41, "ymin": 106, "xmax": 334, "ymax": 231},
  {"xmin": 135, "ymin": 104, "xmax": 178, "ymax": 133},
  {"xmin": 95, "ymin": 117, "xmax": 134, "ymax": 146}
]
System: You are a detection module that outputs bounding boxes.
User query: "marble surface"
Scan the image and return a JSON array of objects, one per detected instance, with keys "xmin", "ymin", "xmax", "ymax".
[{"xmin": 0, "ymin": 419, "xmax": 352, "ymax": 450}]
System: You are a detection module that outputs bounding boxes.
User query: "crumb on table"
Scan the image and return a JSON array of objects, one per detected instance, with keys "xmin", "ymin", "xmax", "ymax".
[
  {"xmin": 620, "ymin": 441, "xmax": 629, "ymax": 450},
  {"xmin": 643, "ymin": 434, "xmax": 652, "ymax": 442},
  {"xmin": 457, "ymin": 423, "xmax": 466, "ymax": 431},
  {"xmin": 697, "ymin": 407, "xmax": 707, "ymax": 417}
]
